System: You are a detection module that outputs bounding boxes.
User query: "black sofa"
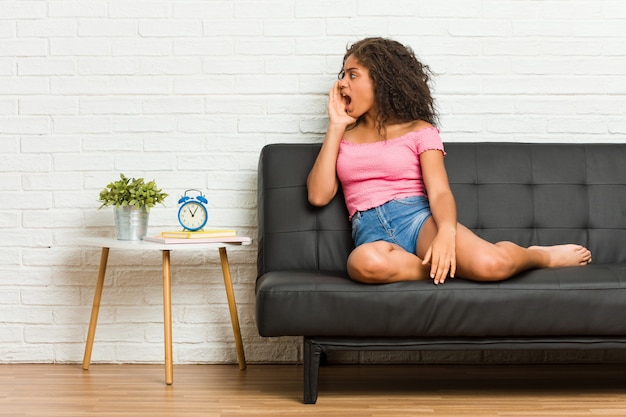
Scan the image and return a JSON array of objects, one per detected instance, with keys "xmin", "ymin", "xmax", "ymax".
[{"xmin": 255, "ymin": 142, "xmax": 626, "ymax": 404}]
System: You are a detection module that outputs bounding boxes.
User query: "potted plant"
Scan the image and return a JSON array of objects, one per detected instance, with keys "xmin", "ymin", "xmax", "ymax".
[{"xmin": 99, "ymin": 174, "xmax": 168, "ymax": 240}]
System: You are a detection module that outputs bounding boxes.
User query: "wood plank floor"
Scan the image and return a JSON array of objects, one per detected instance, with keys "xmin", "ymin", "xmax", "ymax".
[{"xmin": 1, "ymin": 363, "xmax": 626, "ymax": 416}]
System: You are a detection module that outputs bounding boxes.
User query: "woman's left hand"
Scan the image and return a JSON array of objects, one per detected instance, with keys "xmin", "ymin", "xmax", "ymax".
[{"xmin": 422, "ymin": 227, "xmax": 457, "ymax": 285}]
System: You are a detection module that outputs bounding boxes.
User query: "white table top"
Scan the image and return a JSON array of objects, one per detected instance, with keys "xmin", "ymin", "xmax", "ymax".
[{"xmin": 79, "ymin": 236, "xmax": 252, "ymax": 251}]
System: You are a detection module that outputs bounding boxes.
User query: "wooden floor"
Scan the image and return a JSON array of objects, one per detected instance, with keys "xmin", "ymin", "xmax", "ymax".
[{"xmin": 2, "ymin": 363, "xmax": 626, "ymax": 416}]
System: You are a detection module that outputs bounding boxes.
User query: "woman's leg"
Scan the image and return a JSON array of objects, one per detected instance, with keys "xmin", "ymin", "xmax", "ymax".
[
  {"xmin": 347, "ymin": 241, "xmax": 430, "ymax": 284},
  {"xmin": 417, "ymin": 218, "xmax": 592, "ymax": 282},
  {"xmin": 347, "ymin": 217, "xmax": 592, "ymax": 284}
]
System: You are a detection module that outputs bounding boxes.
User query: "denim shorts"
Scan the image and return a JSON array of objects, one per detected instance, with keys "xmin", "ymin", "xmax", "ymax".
[{"xmin": 351, "ymin": 196, "xmax": 432, "ymax": 255}]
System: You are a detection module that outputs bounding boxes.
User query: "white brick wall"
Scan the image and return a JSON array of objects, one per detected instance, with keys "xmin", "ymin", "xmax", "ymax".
[{"xmin": 1, "ymin": 0, "xmax": 625, "ymax": 365}]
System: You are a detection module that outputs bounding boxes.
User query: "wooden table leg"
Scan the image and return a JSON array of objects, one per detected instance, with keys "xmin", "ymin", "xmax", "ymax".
[
  {"xmin": 162, "ymin": 250, "xmax": 174, "ymax": 385},
  {"xmin": 219, "ymin": 247, "xmax": 247, "ymax": 370},
  {"xmin": 83, "ymin": 247, "xmax": 110, "ymax": 370}
]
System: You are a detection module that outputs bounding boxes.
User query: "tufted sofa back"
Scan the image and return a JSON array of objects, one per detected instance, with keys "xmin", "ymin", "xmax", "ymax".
[{"xmin": 257, "ymin": 142, "xmax": 626, "ymax": 277}]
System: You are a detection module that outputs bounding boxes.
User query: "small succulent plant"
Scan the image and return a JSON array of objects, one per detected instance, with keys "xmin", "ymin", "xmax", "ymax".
[{"xmin": 98, "ymin": 174, "xmax": 168, "ymax": 212}]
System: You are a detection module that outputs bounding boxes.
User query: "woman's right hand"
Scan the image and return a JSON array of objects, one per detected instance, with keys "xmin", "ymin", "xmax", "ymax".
[{"xmin": 328, "ymin": 81, "xmax": 357, "ymax": 128}]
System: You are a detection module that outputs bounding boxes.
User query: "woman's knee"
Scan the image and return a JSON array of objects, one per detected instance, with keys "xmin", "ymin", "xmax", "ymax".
[
  {"xmin": 347, "ymin": 243, "xmax": 394, "ymax": 283},
  {"xmin": 471, "ymin": 250, "xmax": 516, "ymax": 281}
]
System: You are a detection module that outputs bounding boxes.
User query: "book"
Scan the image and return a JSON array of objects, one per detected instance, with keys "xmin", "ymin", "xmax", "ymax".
[
  {"xmin": 143, "ymin": 235, "xmax": 251, "ymax": 244},
  {"xmin": 160, "ymin": 229, "xmax": 237, "ymax": 239}
]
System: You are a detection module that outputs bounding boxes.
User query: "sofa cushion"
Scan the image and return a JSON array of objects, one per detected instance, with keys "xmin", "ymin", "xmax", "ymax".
[{"xmin": 256, "ymin": 265, "xmax": 626, "ymax": 337}]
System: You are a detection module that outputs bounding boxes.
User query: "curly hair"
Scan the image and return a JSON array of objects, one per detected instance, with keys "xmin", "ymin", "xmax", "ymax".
[{"xmin": 340, "ymin": 37, "xmax": 438, "ymax": 135}]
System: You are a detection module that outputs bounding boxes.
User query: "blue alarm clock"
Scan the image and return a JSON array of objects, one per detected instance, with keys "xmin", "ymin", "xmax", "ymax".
[{"xmin": 177, "ymin": 189, "xmax": 208, "ymax": 231}]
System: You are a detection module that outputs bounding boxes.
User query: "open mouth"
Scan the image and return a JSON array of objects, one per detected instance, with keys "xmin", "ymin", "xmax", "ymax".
[{"xmin": 342, "ymin": 94, "xmax": 352, "ymax": 112}]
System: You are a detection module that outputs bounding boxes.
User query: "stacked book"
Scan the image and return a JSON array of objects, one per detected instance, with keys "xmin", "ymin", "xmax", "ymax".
[{"xmin": 143, "ymin": 229, "xmax": 250, "ymax": 244}]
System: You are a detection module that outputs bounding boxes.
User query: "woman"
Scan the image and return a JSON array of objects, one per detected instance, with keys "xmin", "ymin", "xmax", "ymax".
[{"xmin": 307, "ymin": 37, "xmax": 592, "ymax": 285}]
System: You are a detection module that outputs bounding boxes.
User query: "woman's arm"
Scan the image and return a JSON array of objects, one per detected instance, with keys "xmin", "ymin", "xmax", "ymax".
[
  {"xmin": 420, "ymin": 149, "xmax": 458, "ymax": 284},
  {"xmin": 307, "ymin": 81, "xmax": 356, "ymax": 206}
]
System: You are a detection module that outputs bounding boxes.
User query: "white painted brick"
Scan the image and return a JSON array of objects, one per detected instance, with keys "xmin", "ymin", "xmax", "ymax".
[
  {"xmin": 0, "ymin": 59, "xmax": 14, "ymax": 76},
  {"xmin": 487, "ymin": 117, "xmax": 547, "ymax": 134},
  {"xmin": 0, "ymin": 290, "xmax": 21, "ymax": 306},
  {"xmin": 389, "ymin": 19, "xmax": 447, "ymax": 37},
  {"xmin": 50, "ymin": 39, "xmax": 111, "ymax": 56},
  {"xmin": 19, "ymin": 97, "xmax": 79, "ymax": 115},
  {"xmin": 607, "ymin": 78, "xmax": 626, "ymax": 94},
  {"xmin": 358, "ymin": 0, "xmax": 417, "ymax": 16},
  {"xmin": 238, "ymin": 116, "xmax": 300, "ymax": 134},
  {"xmin": 512, "ymin": 58, "xmax": 571, "ymax": 75},
  {"xmin": 547, "ymin": 117, "xmax": 607, "ymax": 134},
  {"xmin": 326, "ymin": 17, "xmax": 389, "ymax": 36},
  {"xmin": 78, "ymin": 19, "xmax": 137, "ymax": 37},
  {"xmin": 235, "ymin": 75, "xmax": 298, "ymax": 94},
  {"xmin": 139, "ymin": 20, "xmax": 202, "ymax": 37},
  {"xmin": 174, "ymin": 1, "xmax": 233, "ymax": 19},
  {"xmin": 0, "ymin": 116, "xmax": 49, "ymax": 134},
  {"xmin": 82, "ymin": 135, "xmax": 142, "ymax": 152},
  {"xmin": 295, "ymin": 0, "xmax": 355, "ymax": 18},
  {"xmin": 112, "ymin": 39, "xmax": 171, "ymax": 56},
  {"xmin": 448, "ymin": 20, "xmax": 511, "ymax": 37},
  {"xmin": 0, "ymin": 22, "xmax": 14, "ymax": 39},
  {"xmin": 202, "ymin": 57, "xmax": 264, "ymax": 75},
  {"xmin": 0, "ymin": 154, "xmax": 51, "ymax": 173},
  {"xmin": 542, "ymin": 1, "xmax": 602, "ymax": 19},
  {"xmin": 609, "ymin": 119, "xmax": 626, "ymax": 134},
  {"xmin": 0, "ymin": 2, "xmax": 46, "ymax": 19},
  {"xmin": 263, "ymin": 20, "xmax": 325, "ymax": 37},
  {"xmin": 174, "ymin": 38, "xmax": 234, "ymax": 56},
  {"xmin": 267, "ymin": 96, "xmax": 325, "ymax": 114},
  {"xmin": 17, "ymin": 58, "xmax": 76, "ymax": 75},
  {"xmin": 235, "ymin": 39, "xmax": 294, "ymax": 56},
  {"xmin": 114, "ymin": 152, "xmax": 174, "ymax": 171},
  {"xmin": 174, "ymin": 77, "xmax": 234, "ymax": 94},
  {"xmin": 0, "ymin": 40, "xmax": 47, "ymax": 57},
  {"xmin": 417, "ymin": 2, "xmax": 482, "ymax": 18},
  {"xmin": 265, "ymin": 56, "xmax": 325, "ymax": 74},
  {"xmin": 142, "ymin": 97, "xmax": 204, "ymax": 114},
  {"xmin": 109, "ymin": 2, "xmax": 172, "ymax": 19},
  {"xmin": 205, "ymin": 96, "xmax": 266, "ymax": 115},
  {"xmin": 23, "ymin": 209, "xmax": 84, "ymax": 228},
  {"xmin": 0, "ymin": 98, "xmax": 17, "ymax": 114},
  {"xmin": 78, "ymin": 58, "xmax": 138, "ymax": 75},
  {"xmin": 0, "ymin": 174, "xmax": 20, "ymax": 191},
  {"xmin": 17, "ymin": 20, "xmax": 78, "ymax": 38},
  {"xmin": 79, "ymin": 98, "xmax": 141, "ymax": 115},
  {"xmin": 0, "ymin": 327, "xmax": 21, "ymax": 343},
  {"xmin": 543, "ymin": 41, "xmax": 603, "ymax": 57},
  {"xmin": 22, "ymin": 247, "xmax": 81, "ymax": 267},
  {"xmin": 234, "ymin": 1, "xmax": 293, "ymax": 19},
  {"xmin": 177, "ymin": 116, "xmax": 237, "ymax": 133},
  {"xmin": 202, "ymin": 20, "xmax": 263, "ymax": 37},
  {"xmin": 112, "ymin": 116, "xmax": 175, "ymax": 133},
  {"xmin": 53, "ymin": 116, "xmax": 111, "ymax": 134},
  {"xmin": 22, "ymin": 173, "xmax": 82, "ymax": 190},
  {"xmin": 48, "ymin": 1, "xmax": 107, "ymax": 17},
  {"xmin": 140, "ymin": 57, "xmax": 202, "ymax": 75},
  {"xmin": 512, "ymin": 20, "xmax": 572, "ymax": 37},
  {"xmin": 53, "ymin": 153, "xmax": 113, "ymax": 171}
]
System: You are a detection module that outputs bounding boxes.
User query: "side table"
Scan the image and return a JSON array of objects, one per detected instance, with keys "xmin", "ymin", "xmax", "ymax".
[{"xmin": 79, "ymin": 236, "xmax": 251, "ymax": 384}]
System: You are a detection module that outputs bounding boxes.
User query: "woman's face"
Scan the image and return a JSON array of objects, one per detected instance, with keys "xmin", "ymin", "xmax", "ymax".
[{"xmin": 338, "ymin": 55, "xmax": 375, "ymax": 118}]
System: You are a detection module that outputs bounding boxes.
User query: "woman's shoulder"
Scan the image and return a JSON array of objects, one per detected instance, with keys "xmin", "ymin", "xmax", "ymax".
[
  {"xmin": 388, "ymin": 120, "xmax": 437, "ymax": 141},
  {"xmin": 343, "ymin": 120, "xmax": 437, "ymax": 144}
]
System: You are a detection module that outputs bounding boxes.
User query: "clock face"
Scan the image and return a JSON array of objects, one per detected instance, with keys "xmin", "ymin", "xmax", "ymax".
[{"xmin": 178, "ymin": 201, "xmax": 208, "ymax": 231}]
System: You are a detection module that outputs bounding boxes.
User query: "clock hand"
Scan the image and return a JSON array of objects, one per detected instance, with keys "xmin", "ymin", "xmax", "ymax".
[{"xmin": 191, "ymin": 207, "xmax": 198, "ymax": 216}]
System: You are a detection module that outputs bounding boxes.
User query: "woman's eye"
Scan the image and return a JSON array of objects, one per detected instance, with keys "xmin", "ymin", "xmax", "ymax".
[
  {"xmin": 350, "ymin": 73, "xmax": 357, "ymax": 79},
  {"xmin": 338, "ymin": 70, "xmax": 345, "ymax": 80}
]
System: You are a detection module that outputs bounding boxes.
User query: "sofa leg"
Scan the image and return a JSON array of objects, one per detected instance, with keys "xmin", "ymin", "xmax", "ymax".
[{"xmin": 303, "ymin": 338, "xmax": 323, "ymax": 404}]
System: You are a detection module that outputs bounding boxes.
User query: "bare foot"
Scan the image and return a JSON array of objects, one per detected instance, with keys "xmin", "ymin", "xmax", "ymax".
[{"xmin": 528, "ymin": 244, "xmax": 592, "ymax": 268}]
